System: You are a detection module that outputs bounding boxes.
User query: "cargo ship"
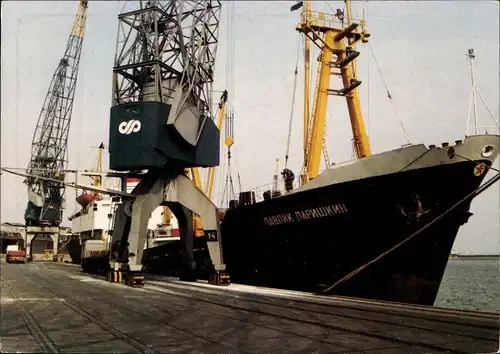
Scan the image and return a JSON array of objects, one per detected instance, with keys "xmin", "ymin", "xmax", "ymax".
[{"xmin": 142, "ymin": 0, "xmax": 500, "ymax": 306}]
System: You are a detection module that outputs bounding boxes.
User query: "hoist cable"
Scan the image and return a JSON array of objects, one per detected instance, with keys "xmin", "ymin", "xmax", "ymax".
[
  {"xmin": 285, "ymin": 35, "xmax": 302, "ymax": 169},
  {"xmin": 227, "ymin": 153, "xmax": 236, "ymax": 201},
  {"xmin": 218, "ymin": 2, "xmax": 235, "ymax": 207},
  {"xmin": 224, "ymin": 2, "xmax": 236, "ymax": 205},
  {"xmin": 366, "ymin": 1, "xmax": 371, "ymax": 137},
  {"xmin": 345, "ymin": 2, "xmax": 410, "ymax": 145},
  {"xmin": 217, "ymin": 146, "xmax": 227, "ymax": 206},
  {"xmin": 233, "ymin": 144, "xmax": 242, "ymax": 195},
  {"xmin": 367, "ymin": 44, "xmax": 410, "ymax": 145}
]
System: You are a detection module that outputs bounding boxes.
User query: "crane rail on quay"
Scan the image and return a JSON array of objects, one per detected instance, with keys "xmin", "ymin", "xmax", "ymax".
[{"xmin": 0, "ymin": 261, "xmax": 499, "ymax": 354}]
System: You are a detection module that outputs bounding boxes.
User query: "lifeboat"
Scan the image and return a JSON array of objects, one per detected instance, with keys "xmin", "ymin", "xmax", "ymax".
[
  {"xmin": 125, "ymin": 177, "xmax": 141, "ymax": 193},
  {"xmin": 127, "ymin": 177, "xmax": 141, "ymax": 184},
  {"xmin": 76, "ymin": 191, "xmax": 101, "ymax": 207}
]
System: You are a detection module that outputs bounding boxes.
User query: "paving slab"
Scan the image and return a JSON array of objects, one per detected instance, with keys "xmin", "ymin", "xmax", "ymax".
[{"xmin": 0, "ymin": 261, "xmax": 498, "ymax": 354}]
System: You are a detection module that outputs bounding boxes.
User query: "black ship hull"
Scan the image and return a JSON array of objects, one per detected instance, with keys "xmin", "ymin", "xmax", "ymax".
[
  {"xmin": 220, "ymin": 160, "xmax": 483, "ymax": 305},
  {"xmin": 144, "ymin": 135, "xmax": 499, "ymax": 306},
  {"xmin": 66, "ymin": 236, "xmax": 83, "ymax": 264}
]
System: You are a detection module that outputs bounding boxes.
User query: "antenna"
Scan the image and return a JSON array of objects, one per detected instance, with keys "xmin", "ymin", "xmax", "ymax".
[
  {"xmin": 465, "ymin": 48, "xmax": 499, "ymax": 136},
  {"xmin": 466, "ymin": 49, "xmax": 479, "ymax": 136}
]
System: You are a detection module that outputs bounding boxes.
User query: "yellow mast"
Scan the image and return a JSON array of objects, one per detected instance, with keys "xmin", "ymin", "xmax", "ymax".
[
  {"xmin": 89, "ymin": 142, "xmax": 105, "ymax": 188},
  {"xmin": 296, "ymin": 0, "xmax": 372, "ymax": 183},
  {"xmin": 344, "ymin": 2, "xmax": 372, "ymax": 159},
  {"xmin": 302, "ymin": 1, "xmax": 312, "ymax": 168}
]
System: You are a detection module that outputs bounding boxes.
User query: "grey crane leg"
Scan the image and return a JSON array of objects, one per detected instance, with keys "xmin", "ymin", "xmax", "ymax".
[
  {"xmin": 108, "ymin": 170, "xmax": 229, "ymax": 287},
  {"xmin": 168, "ymin": 203, "xmax": 196, "ymax": 281},
  {"xmin": 107, "ymin": 169, "xmax": 169, "ymax": 287},
  {"xmin": 164, "ymin": 174, "xmax": 229, "ymax": 285}
]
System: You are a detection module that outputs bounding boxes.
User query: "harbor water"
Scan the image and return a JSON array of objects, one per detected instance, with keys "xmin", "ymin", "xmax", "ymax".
[{"xmin": 435, "ymin": 258, "xmax": 499, "ymax": 313}]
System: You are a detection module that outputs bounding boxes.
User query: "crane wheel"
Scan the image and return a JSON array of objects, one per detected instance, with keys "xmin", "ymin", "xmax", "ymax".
[
  {"xmin": 106, "ymin": 270, "xmax": 123, "ymax": 283},
  {"xmin": 125, "ymin": 272, "xmax": 144, "ymax": 288},
  {"xmin": 208, "ymin": 270, "xmax": 230, "ymax": 286}
]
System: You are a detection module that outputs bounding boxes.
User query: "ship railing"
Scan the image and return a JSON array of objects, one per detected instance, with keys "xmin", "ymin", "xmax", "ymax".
[
  {"xmin": 244, "ymin": 177, "xmax": 303, "ymax": 204},
  {"xmin": 301, "ymin": 10, "xmax": 363, "ymax": 32},
  {"xmin": 152, "ymin": 236, "xmax": 180, "ymax": 241},
  {"xmin": 151, "ymin": 230, "xmax": 179, "ymax": 239},
  {"xmin": 153, "ymin": 233, "xmax": 171, "ymax": 238},
  {"xmin": 479, "ymin": 126, "xmax": 499, "ymax": 135},
  {"xmin": 150, "ymin": 234, "xmax": 180, "ymax": 242},
  {"xmin": 244, "ymin": 164, "xmax": 353, "ymax": 204}
]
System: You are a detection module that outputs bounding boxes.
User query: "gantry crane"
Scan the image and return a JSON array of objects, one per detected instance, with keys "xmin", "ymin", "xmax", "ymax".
[
  {"xmin": 23, "ymin": 0, "xmax": 88, "ymax": 260},
  {"xmin": 294, "ymin": 0, "xmax": 372, "ymax": 185},
  {"xmin": 107, "ymin": 0, "xmax": 228, "ymax": 287}
]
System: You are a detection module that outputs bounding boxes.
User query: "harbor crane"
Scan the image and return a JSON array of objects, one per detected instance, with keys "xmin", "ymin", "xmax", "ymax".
[
  {"xmin": 107, "ymin": 0, "xmax": 229, "ymax": 287},
  {"xmin": 23, "ymin": 0, "xmax": 88, "ymax": 260}
]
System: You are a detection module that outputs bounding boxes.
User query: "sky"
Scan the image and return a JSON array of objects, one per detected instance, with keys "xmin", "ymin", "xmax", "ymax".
[{"xmin": 1, "ymin": 1, "xmax": 499, "ymax": 255}]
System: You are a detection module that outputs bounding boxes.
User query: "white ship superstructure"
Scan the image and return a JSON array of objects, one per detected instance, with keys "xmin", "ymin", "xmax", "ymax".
[
  {"xmin": 68, "ymin": 176, "xmax": 180, "ymax": 252},
  {"xmin": 70, "ymin": 199, "xmax": 114, "ymax": 242},
  {"xmin": 124, "ymin": 177, "xmax": 181, "ymax": 248}
]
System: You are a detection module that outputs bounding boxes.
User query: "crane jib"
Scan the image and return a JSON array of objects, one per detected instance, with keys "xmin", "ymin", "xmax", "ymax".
[{"xmin": 24, "ymin": 1, "xmax": 88, "ymax": 226}]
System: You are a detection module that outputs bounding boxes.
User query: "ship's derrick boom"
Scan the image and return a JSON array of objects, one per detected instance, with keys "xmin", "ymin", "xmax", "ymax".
[{"xmin": 24, "ymin": 1, "xmax": 88, "ymax": 226}]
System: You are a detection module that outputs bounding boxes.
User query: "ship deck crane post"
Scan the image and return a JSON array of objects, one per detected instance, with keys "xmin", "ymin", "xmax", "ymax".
[
  {"xmin": 23, "ymin": 0, "xmax": 88, "ymax": 261},
  {"xmin": 295, "ymin": 0, "xmax": 372, "ymax": 184},
  {"xmin": 107, "ymin": 0, "xmax": 229, "ymax": 287}
]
